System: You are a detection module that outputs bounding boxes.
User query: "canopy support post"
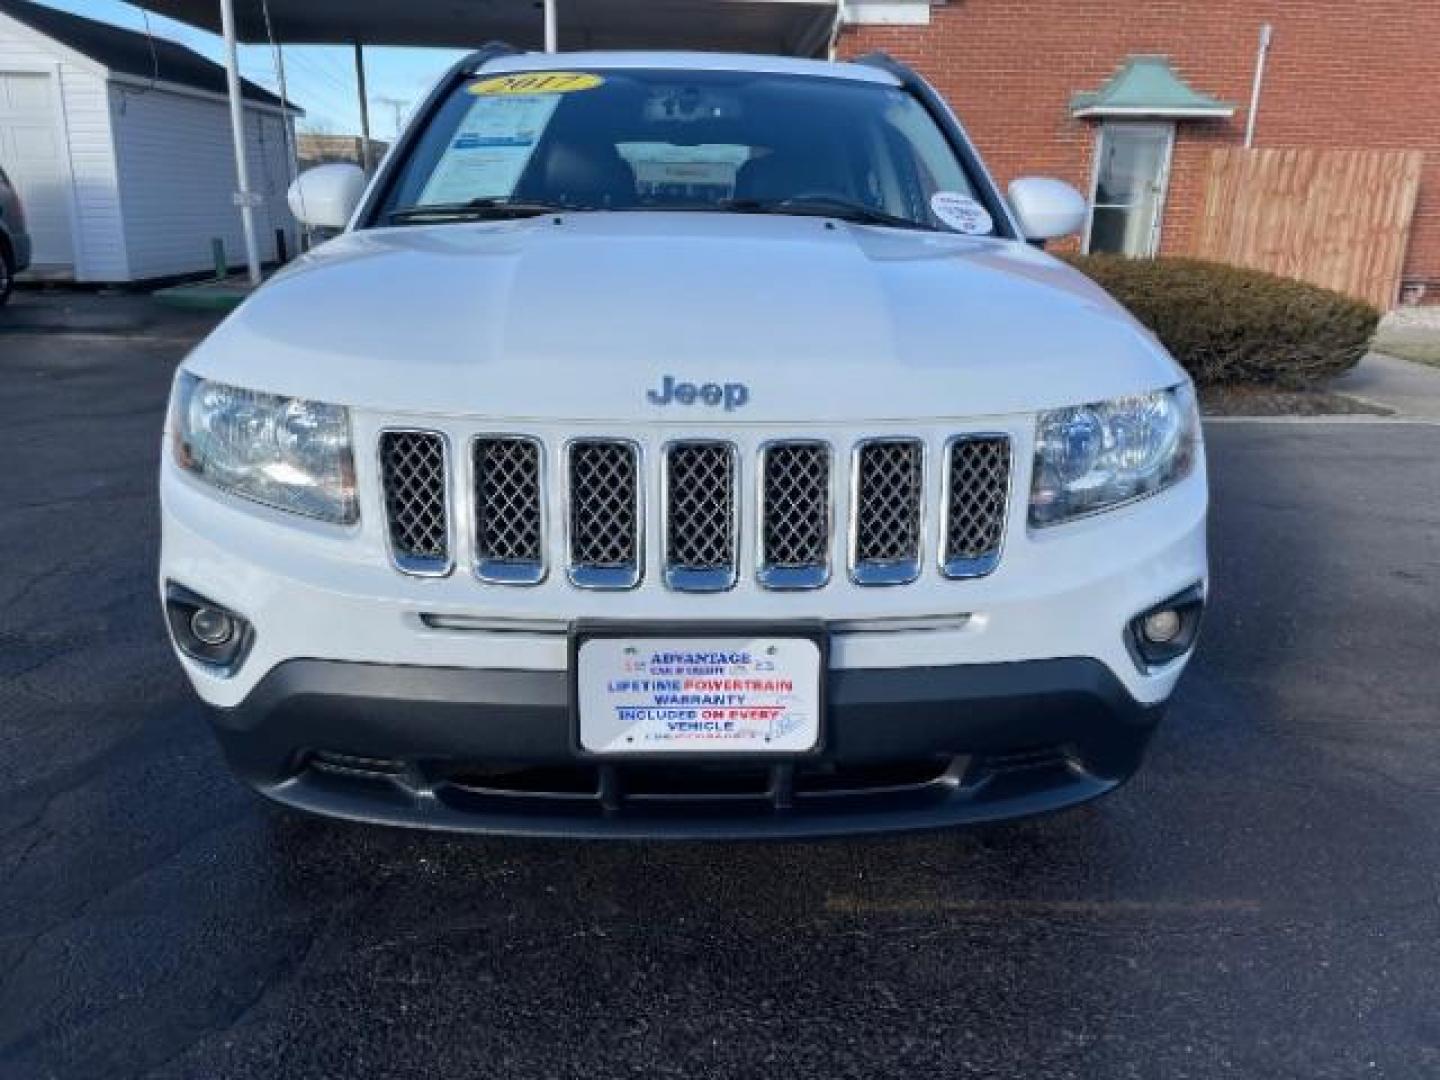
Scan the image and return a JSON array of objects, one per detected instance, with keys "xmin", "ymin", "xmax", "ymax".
[
  {"xmin": 354, "ymin": 41, "xmax": 373, "ymax": 173},
  {"xmin": 219, "ymin": 0, "xmax": 262, "ymax": 285},
  {"xmin": 544, "ymin": 0, "xmax": 558, "ymax": 52}
]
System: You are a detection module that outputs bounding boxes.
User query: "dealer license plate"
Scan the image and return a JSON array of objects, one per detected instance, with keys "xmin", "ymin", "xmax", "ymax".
[{"xmin": 577, "ymin": 636, "xmax": 822, "ymax": 755}]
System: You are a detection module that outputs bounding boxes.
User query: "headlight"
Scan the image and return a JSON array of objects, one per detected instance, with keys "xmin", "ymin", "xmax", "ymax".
[
  {"xmin": 170, "ymin": 372, "xmax": 358, "ymax": 524},
  {"xmin": 1029, "ymin": 385, "xmax": 1199, "ymax": 527}
]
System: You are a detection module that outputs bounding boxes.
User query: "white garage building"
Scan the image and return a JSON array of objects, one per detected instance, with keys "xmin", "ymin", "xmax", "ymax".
[{"xmin": 0, "ymin": 0, "xmax": 299, "ymax": 282}]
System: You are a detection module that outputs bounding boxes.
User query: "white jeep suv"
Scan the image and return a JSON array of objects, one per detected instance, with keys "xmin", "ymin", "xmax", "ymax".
[{"xmin": 160, "ymin": 48, "xmax": 1206, "ymax": 838}]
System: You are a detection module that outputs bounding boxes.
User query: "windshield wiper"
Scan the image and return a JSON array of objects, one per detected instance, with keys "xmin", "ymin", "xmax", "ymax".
[
  {"xmin": 387, "ymin": 198, "xmax": 584, "ymax": 224},
  {"xmin": 717, "ymin": 196, "xmax": 933, "ymax": 232}
]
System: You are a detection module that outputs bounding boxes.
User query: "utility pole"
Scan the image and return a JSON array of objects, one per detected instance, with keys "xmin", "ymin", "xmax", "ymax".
[
  {"xmin": 354, "ymin": 41, "xmax": 373, "ymax": 173},
  {"xmin": 375, "ymin": 96, "xmax": 408, "ymax": 141}
]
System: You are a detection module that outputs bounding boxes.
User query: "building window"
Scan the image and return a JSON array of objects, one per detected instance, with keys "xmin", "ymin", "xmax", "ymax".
[{"xmin": 1084, "ymin": 121, "xmax": 1175, "ymax": 257}]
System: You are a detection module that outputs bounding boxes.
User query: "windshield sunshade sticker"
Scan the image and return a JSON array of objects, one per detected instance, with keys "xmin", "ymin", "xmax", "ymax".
[
  {"xmin": 467, "ymin": 72, "xmax": 604, "ymax": 96},
  {"xmin": 416, "ymin": 94, "xmax": 562, "ymax": 205},
  {"xmin": 930, "ymin": 191, "xmax": 994, "ymax": 235}
]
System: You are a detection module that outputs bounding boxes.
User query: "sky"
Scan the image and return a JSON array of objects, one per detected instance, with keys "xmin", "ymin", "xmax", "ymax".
[{"xmin": 46, "ymin": 0, "xmax": 471, "ymax": 137}]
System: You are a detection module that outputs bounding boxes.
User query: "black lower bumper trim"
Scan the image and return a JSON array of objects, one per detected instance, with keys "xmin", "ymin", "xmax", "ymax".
[{"xmin": 210, "ymin": 657, "xmax": 1163, "ymax": 839}]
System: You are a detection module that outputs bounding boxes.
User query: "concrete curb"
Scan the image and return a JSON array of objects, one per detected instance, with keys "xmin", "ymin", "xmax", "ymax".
[{"xmin": 1204, "ymin": 414, "xmax": 1440, "ymax": 427}]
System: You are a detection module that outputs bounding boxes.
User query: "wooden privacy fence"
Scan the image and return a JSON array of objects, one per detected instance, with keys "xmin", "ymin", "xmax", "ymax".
[{"xmin": 1193, "ymin": 148, "xmax": 1424, "ymax": 310}]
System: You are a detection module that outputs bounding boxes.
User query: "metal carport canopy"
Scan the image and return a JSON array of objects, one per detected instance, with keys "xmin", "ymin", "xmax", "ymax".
[{"xmin": 137, "ymin": 0, "xmax": 840, "ymax": 54}]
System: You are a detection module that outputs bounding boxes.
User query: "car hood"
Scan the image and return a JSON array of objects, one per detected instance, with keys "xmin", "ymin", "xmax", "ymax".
[{"xmin": 188, "ymin": 212, "xmax": 1184, "ymax": 422}]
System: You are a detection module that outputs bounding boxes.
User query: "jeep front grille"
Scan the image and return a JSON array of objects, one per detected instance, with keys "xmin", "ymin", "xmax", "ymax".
[
  {"xmin": 379, "ymin": 430, "xmax": 451, "ymax": 575},
  {"xmin": 757, "ymin": 441, "xmax": 832, "ymax": 590},
  {"xmin": 942, "ymin": 435, "xmax": 1011, "ymax": 578},
  {"xmin": 376, "ymin": 430, "xmax": 1013, "ymax": 588},
  {"xmin": 851, "ymin": 438, "xmax": 924, "ymax": 585},
  {"xmin": 663, "ymin": 441, "xmax": 738, "ymax": 592},
  {"xmin": 473, "ymin": 437, "xmax": 545, "ymax": 584},
  {"xmin": 567, "ymin": 439, "xmax": 642, "ymax": 589}
]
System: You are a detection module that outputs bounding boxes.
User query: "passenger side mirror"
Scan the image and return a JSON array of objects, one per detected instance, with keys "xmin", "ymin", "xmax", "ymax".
[
  {"xmin": 287, "ymin": 164, "xmax": 367, "ymax": 231},
  {"xmin": 1007, "ymin": 177, "xmax": 1087, "ymax": 242}
]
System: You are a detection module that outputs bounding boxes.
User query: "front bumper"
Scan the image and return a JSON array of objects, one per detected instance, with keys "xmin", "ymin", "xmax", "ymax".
[
  {"xmin": 162, "ymin": 412, "xmax": 1205, "ymax": 837},
  {"xmin": 212, "ymin": 655, "xmax": 1162, "ymax": 839}
]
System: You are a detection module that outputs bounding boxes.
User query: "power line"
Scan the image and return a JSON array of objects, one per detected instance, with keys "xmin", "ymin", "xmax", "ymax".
[
  {"xmin": 285, "ymin": 52, "xmax": 353, "ymax": 102},
  {"xmin": 282, "ymin": 53, "xmax": 361, "ymax": 123}
]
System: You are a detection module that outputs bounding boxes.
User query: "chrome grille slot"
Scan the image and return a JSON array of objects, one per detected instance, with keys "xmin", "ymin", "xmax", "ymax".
[
  {"xmin": 757, "ymin": 441, "xmax": 831, "ymax": 590},
  {"xmin": 851, "ymin": 438, "xmax": 924, "ymax": 585},
  {"xmin": 379, "ymin": 430, "xmax": 451, "ymax": 575},
  {"xmin": 942, "ymin": 435, "xmax": 1011, "ymax": 578},
  {"xmin": 473, "ymin": 436, "xmax": 545, "ymax": 584},
  {"xmin": 663, "ymin": 441, "xmax": 738, "ymax": 592},
  {"xmin": 567, "ymin": 439, "xmax": 642, "ymax": 589}
]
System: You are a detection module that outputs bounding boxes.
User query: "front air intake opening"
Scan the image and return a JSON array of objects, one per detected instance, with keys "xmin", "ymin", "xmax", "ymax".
[
  {"xmin": 474, "ymin": 436, "xmax": 546, "ymax": 584},
  {"xmin": 942, "ymin": 435, "xmax": 1011, "ymax": 579},
  {"xmin": 757, "ymin": 441, "xmax": 832, "ymax": 590},
  {"xmin": 379, "ymin": 430, "xmax": 452, "ymax": 576},
  {"xmin": 851, "ymin": 438, "xmax": 923, "ymax": 586},
  {"xmin": 664, "ymin": 441, "xmax": 738, "ymax": 592},
  {"xmin": 567, "ymin": 439, "xmax": 642, "ymax": 589}
]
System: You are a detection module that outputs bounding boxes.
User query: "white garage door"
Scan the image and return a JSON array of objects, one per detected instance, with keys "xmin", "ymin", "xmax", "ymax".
[{"xmin": 0, "ymin": 72, "xmax": 74, "ymax": 269}]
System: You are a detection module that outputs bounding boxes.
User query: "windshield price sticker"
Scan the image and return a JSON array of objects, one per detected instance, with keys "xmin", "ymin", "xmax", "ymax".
[
  {"xmin": 930, "ymin": 191, "xmax": 994, "ymax": 235},
  {"xmin": 416, "ymin": 94, "xmax": 562, "ymax": 205},
  {"xmin": 468, "ymin": 72, "xmax": 604, "ymax": 96},
  {"xmin": 577, "ymin": 637, "xmax": 822, "ymax": 755}
]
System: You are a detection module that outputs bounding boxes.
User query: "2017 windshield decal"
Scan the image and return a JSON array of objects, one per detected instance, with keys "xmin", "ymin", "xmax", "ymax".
[{"xmin": 467, "ymin": 72, "xmax": 604, "ymax": 96}]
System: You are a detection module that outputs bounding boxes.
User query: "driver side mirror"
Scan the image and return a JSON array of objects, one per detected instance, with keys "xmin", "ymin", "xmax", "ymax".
[
  {"xmin": 287, "ymin": 164, "xmax": 367, "ymax": 231},
  {"xmin": 1007, "ymin": 177, "xmax": 1087, "ymax": 242}
]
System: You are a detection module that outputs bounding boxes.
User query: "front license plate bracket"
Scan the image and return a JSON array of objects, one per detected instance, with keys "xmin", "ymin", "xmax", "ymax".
[{"xmin": 569, "ymin": 621, "xmax": 828, "ymax": 759}]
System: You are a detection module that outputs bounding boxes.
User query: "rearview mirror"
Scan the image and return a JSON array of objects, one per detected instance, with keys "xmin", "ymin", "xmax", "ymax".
[
  {"xmin": 1008, "ymin": 177, "xmax": 1087, "ymax": 242},
  {"xmin": 287, "ymin": 164, "xmax": 366, "ymax": 231}
]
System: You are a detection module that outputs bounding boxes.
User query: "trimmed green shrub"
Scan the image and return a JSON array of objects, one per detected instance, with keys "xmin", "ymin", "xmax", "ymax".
[{"xmin": 1063, "ymin": 256, "xmax": 1379, "ymax": 387}]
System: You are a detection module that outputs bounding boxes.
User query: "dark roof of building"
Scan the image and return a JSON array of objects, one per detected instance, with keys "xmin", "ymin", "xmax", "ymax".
[{"xmin": 0, "ymin": 0, "xmax": 293, "ymax": 109}]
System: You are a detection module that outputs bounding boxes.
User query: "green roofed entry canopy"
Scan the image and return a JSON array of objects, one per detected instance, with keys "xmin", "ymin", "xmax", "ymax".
[{"xmin": 1071, "ymin": 55, "xmax": 1235, "ymax": 119}]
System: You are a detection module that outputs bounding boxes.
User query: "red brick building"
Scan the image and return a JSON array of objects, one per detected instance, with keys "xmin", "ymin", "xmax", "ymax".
[{"xmin": 839, "ymin": 0, "xmax": 1439, "ymax": 304}]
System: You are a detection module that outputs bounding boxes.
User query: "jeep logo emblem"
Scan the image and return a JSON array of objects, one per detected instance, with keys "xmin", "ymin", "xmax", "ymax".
[{"xmin": 646, "ymin": 375, "xmax": 749, "ymax": 412}]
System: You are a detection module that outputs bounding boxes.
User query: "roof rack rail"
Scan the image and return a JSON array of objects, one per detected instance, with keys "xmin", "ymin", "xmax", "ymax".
[
  {"xmin": 459, "ymin": 41, "xmax": 523, "ymax": 75},
  {"xmin": 850, "ymin": 50, "xmax": 903, "ymax": 76}
]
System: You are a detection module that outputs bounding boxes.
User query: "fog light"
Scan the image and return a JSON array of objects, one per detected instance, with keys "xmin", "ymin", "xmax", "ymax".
[
  {"xmin": 1141, "ymin": 609, "xmax": 1182, "ymax": 645},
  {"xmin": 165, "ymin": 583, "xmax": 253, "ymax": 676},
  {"xmin": 1126, "ymin": 583, "xmax": 1205, "ymax": 672},
  {"xmin": 189, "ymin": 607, "xmax": 234, "ymax": 646}
]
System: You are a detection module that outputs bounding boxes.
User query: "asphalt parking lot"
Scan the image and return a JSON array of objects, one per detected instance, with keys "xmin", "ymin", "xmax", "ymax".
[{"xmin": 2, "ymin": 291, "xmax": 1438, "ymax": 1079}]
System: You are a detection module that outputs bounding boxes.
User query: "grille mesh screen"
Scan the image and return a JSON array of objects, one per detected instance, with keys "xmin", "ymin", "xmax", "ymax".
[
  {"xmin": 666, "ymin": 443, "xmax": 736, "ymax": 571},
  {"xmin": 945, "ymin": 436, "xmax": 1010, "ymax": 566},
  {"xmin": 854, "ymin": 440, "xmax": 923, "ymax": 565},
  {"xmin": 761, "ymin": 443, "xmax": 831, "ymax": 569},
  {"xmin": 474, "ymin": 438, "xmax": 543, "ymax": 565},
  {"xmin": 380, "ymin": 431, "xmax": 449, "ymax": 565},
  {"xmin": 569, "ymin": 440, "xmax": 639, "ymax": 569}
]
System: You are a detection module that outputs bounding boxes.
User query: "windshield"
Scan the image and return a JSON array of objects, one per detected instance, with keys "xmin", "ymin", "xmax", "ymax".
[{"xmin": 372, "ymin": 68, "xmax": 999, "ymax": 235}]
